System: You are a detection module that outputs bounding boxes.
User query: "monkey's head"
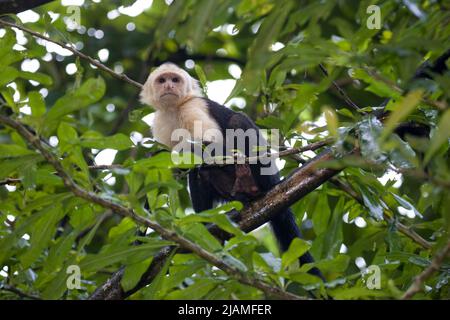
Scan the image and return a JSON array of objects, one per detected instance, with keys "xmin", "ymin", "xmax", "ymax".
[{"xmin": 140, "ymin": 62, "xmax": 203, "ymax": 110}]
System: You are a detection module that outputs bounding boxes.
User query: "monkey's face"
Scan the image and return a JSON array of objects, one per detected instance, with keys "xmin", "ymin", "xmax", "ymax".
[
  {"xmin": 140, "ymin": 63, "xmax": 203, "ymax": 110},
  {"xmin": 153, "ymin": 72, "xmax": 186, "ymax": 107}
]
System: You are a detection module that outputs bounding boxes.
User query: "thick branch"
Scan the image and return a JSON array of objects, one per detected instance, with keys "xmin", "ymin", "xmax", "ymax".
[
  {"xmin": 91, "ymin": 46, "xmax": 450, "ymax": 299},
  {"xmin": 239, "ymin": 150, "xmax": 341, "ymax": 231},
  {"xmin": 91, "ymin": 148, "xmax": 343, "ymax": 299},
  {"xmin": 402, "ymin": 241, "xmax": 450, "ymax": 299},
  {"xmin": 0, "ymin": 0, "xmax": 53, "ymax": 14},
  {"xmin": 0, "ymin": 114, "xmax": 305, "ymax": 300}
]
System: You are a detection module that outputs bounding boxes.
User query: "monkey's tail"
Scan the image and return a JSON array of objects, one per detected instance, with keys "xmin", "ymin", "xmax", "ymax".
[{"xmin": 270, "ymin": 208, "xmax": 325, "ymax": 280}]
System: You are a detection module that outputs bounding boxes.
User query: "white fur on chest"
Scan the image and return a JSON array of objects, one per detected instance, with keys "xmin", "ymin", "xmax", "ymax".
[{"xmin": 151, "ymin": 98, "xmax": 222, "ymax": 148}]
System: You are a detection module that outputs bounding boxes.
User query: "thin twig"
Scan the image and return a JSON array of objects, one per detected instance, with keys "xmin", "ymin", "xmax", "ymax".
[
  {"xmin": 88, "ymin": 164, "xmax": 124, "ymax": 170},
  {"xmin": 388, "ymin": 165, "xmax": 450, "ymax": 189},
  {"xmin": 250, "ymin": 138, "xmax": 334, "ymax": 162},
  {"xmin": 0, "ymin": 19, "xmax": 142, "ymax": 89},
  {"xmin": 202, "ymin": 138, "xmax": 334, "ymax": 167},
  {"xmin": 363, "ymin": 67, "xmax": 448, "ymax": 111},
  {"xmin": 330, "ymin": 177, "xmax": 433, "ymax": 250},
  {"xmin": 318, "ymin": 63, "xmax": 361, "ymax": 111},
  {"xmin": 1, "ymin": 284, "xmax": 42, "ymax": 300},
  {"xmin": 0, "ymin": 165, "xmax": 126, "ymax": 186},
  {"xmin": 0, "ymin": 114, "xmax": 305, "ymax": 300},
  {"xmin": 0, "ymin": 178, "xmax": 21, "ymax": 186},
  {"xmin": 402, "ymin": 241, "xmax": 450, "ymax": 299}
]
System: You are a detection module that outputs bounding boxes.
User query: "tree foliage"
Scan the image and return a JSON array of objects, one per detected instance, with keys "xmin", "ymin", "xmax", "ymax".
[{"xmin": 0, "ymin": 0, "xmax": 449, "ymax": 300}]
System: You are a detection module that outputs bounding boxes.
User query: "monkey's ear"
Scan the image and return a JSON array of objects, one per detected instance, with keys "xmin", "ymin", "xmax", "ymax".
[
  {"xmin": 140, "ymin": 78, "xmax": 155, "ymax": 107},
  {"xmin": 187, "ymin": 76, "xmax": 203, "ymax": 97}
]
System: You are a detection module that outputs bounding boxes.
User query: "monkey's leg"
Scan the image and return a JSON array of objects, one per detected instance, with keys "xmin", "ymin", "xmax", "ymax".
[
  {"xmin": 188, "ymin": 167, "xmax": 215, "ymax": 212},
  {"xmin": 270, "ymin": 208, "xmax": 325, "ymax": 280}
]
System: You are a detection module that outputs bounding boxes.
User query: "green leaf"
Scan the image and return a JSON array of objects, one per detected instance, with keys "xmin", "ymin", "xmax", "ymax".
[
  {"xmin": 41, "ymin": 259, "xmax": 77, "ymax": 299},
  {"xmin": 256, "ymin": 115, "xmax": 286, "ymax": 131},
  {"xmin": 57, "ymin": 122, "xmax": 78, "ymax": 149},
  {"xmin": 1, "ymin": 87, "xmax": 17, "ymax": 111},
  {"xmin": 380, "ymin": 90, "xmax": 423, "ymax": 140},
  {"xmin": 68, "ymin": 204, "xmax": 96, "ymax": 230},
  {"xmin": 359, "ymin": 185, "xmax": 384, "ymax": 220},
  {"xmin": 0, "ymin": 66, "xmax": 19, "ymax": 87},
  {"xmin": 312, "ymin": 197, "xmax": 345, "ymax": 259},
  {"xmin": 165, "ymin": 278, "xmax": 219, "ymax": 300},
  {"xmin": 0, "ymin": 30, "xmax": 22, "ymax": 66},
  {"xmin": 302, "ymin": 254, "xmax": 350, "ymax": 274},
  {"xmin": 391, "ymin": 193, "xmax": 423, "ymax": 219},
  {"xmin": 142, "ymin": 250, "xmax": 176, "ymax": 299},
  {"xmin": 43, "ymin": 231, "xmax": 77, "ymax": 274},
  {"xmin": 0, "ymin": 154, "xmax": 42, "ymax": 180},
  {"xmin": 79, "ymin": 240, "xmax": 174, "ymax": 272},
  {"xmin": 0, "ymin": 203, "xmax": 54, "ymax": 265},
  {"xmin": 322, "ymin": 106, "xmax": 339, "ymax": 138},
  {"xmin": 351, "ymin": 68, "xmax": 401, "ymax": 98},
  {"xmin": 424, "ymin": 108, "xmax": 450, "ymax": 164},
  {"xmin": 312, "ymin": 193, "xmax": 331, "ymax": 235},
  {"xmin": 28, "ymin": 91, "xmax": 46, "ymax": 117},
  {"xmin": 289, "ymin": 272, "xmax": 322, "ymax": 285},
  {"xmin": 220, "ymin": 253, "xmax": 248, "ymax": 272},
  {"xmin": 163, "ymin": 257, "xmax": 206, "ymax": 291},
  {"xmin": 44, "ymin": 77, "xmax": 106, "ymax": 134},
  {"xmin": 121, "ymin": 258, "xmax": 153, "ymax": 292},
  {"xmin": 194, "ymin": 64, "xmax": 207, "ymax": 92},
  {"xmin": 20, "ymin": 204, "xmax": 65, "ymax": 268},
  {"xmin": 358, "ymin": 116, "xmax": 386, "ymax": 163},
  {"xmin": 180, "ymin": 223, "xmax": 222, "ymax": 252},
  {"xmin": 134, "ymin": 152, "xmax": 195, "ymax": 170},
  {"xmin": 281, "ymin": 238, "xmax": 311, "ymax": 269},
  {"xmin": 19, "ymin": 71, "xmax": 53, "ymax": 86},
  {"xmin": 387, "ymin": 134, "xmax": 418, "ymax": 168},
  {"xmin": 184, "ymin": 0, "xmax": 219, "ymax": 48},
  {"xmin": 0, "ymin": 144, "xmax": 36, "ymax": 158},
  {"xmin": 80, "ymin": 131, "xmax": 132, "ymax": 150},
  {"xmin": 177, "ymin": 202, "xmax": 243, "ymax": 236},
  {"xmin": 330, "ymin": 286, "xmax": 390, "ymax": 299}
]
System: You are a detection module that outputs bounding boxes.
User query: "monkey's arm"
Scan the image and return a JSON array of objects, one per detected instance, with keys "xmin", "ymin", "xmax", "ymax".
[{"xmin": 205, "ymin": 98, "xmax": 281, "ymax": 192}]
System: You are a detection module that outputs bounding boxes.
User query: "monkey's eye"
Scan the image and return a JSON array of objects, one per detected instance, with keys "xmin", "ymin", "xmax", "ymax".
[
  {"xmin": 158, "ymin": 77, "xmax": 165, "ymax": 84},
  {"xmin": 172, "ymin": 77, "xmax": 179, "ymax": 83}
]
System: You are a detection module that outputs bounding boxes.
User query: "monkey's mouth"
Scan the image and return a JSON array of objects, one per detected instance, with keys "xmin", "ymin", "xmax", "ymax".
[{"xmin": 161, "ymin": 92, "xmax": 178, "ymax": 98}]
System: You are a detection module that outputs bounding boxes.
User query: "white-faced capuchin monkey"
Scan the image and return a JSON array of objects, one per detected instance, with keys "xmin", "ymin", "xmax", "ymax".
[{"xmin": 140, "ymin": 62, "xmax": 323, "ymax": 279}]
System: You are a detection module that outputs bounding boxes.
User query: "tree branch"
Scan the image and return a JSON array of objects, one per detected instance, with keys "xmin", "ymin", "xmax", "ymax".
[
  {"xmin": 0, "ymin": 114, "xmax": 306, "ymax": 300},
  {"xmin": 89, "ymin": 46, "xmax": 450, "ymax": 299},
  {"xmin": 0, "ymin": 19, "xmax": 142, "ymax": 89},
  {"xmin": 402, "ymin": 241, "xmax": 450, "ymax": 299},
  {"xmin": 318, "ymin": 63, "xmax": 361, "ymax": 112},
  {"xmin": 329, "ymin": 177, "xmax": 433, "ymax": 249},
  {"xmin": 0, "ymin": 0, "xmax": 53, "ymax": 14},
  {"xmin": 0, "ymin": 284, "xmax": 41, "ymax": 300},
  {"xmin": 0, "ymin": 177, "xmax": 21, "ymax": 186},
  {"xmin": 91, "ymin": 148, "xmax": 345, "ymax": 299}
]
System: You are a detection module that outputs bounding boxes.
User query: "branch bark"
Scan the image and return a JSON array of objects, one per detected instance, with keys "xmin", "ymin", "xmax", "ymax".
[
  {"xmin": 0, "ymin": 0, "xmax": 53, "ymax": 14},
  {"xmin": 0, "ymin": 284, "xmax": 41, "ymax": 300},
  {"xmin": 1, "ymin": 18, "xmax": 447, "ymax": 300},
  {"xmin": 90, "ymin": 148, "xmax": 343, "ymax": 299},
  {"xmin": 402, "ymin": 241, "xmax": 450, "ymax": 299}
]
